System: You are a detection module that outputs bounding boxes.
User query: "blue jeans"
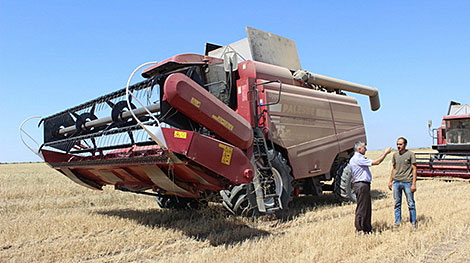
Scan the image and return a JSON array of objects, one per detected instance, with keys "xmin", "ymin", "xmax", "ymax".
[{"xmin": 393, "ymin": 182, "xmax": 416, "ymax": 224}]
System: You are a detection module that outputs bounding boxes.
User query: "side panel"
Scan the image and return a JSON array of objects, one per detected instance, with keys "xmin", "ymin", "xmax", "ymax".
[
  {"xmin": 262, "ymin": 82, "xmax": 366, "ymax": 179},
  {"xmin": 263, "ymin": 83, "xmax": 339, "ymax": 179},
  {"xmin": 235, "ymin": 77, "xmax": 257, "ymax": 127},
  {"xmin": 161, "ymin": 128, "xmax": 254, "ymax": 184},
  {"xmin": 328, "ymin": 92, "xmax": 366, "ymax": 152},
  {"xmin": 186, "ymin": 132, "xmax": 254, "ymax": 184}
]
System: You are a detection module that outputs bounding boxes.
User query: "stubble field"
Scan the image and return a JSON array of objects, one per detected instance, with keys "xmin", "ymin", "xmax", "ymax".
[{"xmin": 1, "ymin": 149, "xmax": 470, "ymax": 262}]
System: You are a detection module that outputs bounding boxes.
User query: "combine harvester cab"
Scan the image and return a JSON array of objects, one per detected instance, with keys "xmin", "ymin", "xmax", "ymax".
[
  {"xmin": 416, "ymin": 101, "xmax": 470, "ymax": 178},
  {"xmin": 21, "ymin": 27, "xmax": 381, "ymax": 215}
]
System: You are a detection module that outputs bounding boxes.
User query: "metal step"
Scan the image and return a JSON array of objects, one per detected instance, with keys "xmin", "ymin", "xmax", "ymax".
[
  {"xmin": 265, "ymin": 207, "xmax": 281, "ymax": 213},
  {"xmin": 263, "ymin": 193, "xmax": 279, "ymax": 199}
]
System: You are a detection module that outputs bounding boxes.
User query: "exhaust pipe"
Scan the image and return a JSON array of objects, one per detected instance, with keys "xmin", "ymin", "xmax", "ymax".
[{"xmin": 293, "ymin": 70, "xmax": 380, "ymax": 111}]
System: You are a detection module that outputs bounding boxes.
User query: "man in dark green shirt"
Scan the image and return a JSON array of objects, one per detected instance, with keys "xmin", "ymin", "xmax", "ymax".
[{"xmin": 388, "ymin": 137, "xmax": 417, "ymax": 228}]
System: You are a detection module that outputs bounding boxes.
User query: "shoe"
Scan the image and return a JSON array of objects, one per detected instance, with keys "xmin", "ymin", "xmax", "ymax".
[
  {"xmin": 355, "ymin": 230, "xmax": 373, "ymax": 235},
  {"xmin": 393, "ymin": 223, "xmax": 400, "ymax": 229},
  {"xmin": 411, "ymin": 222, "xmax": 418, "ymax": 230}
]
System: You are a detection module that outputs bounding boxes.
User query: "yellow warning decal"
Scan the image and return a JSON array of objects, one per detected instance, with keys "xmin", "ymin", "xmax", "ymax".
[
  {"xmin": 211, "ymin": 115, "xmax": 234, "ymax": 131},
  {"xmin": 218, "ymin": 144, "xmax": 233, "ymax": 165},
  {"xmin": 174, "ymin": 131, "xmax": 187, "ymax": 139},
  {"xmin": 190, "ymin": 97, "xmax": 201, "ymax": 108}
]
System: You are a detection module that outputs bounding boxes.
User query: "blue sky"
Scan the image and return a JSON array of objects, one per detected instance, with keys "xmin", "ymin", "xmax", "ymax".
[{"xmin": 1, "ymin": 0, "xmax": 469, "ymax": 162}]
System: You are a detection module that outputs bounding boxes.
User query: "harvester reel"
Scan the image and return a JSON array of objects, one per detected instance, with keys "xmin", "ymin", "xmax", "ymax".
[
  {"xmin": 74, "ymin": 112, "xmax": 100, "ymax": 134},
  {"xmin": 46, "ymin": 114, "xmax": 75, "ymax": 139},
  {"xmin": 111, "ymin": 101, "xmax": 137, "ymax": 127}
]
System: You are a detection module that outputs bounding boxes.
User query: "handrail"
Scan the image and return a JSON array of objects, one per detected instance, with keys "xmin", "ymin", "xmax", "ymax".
[
  {"xmin": 125, "ymin": 61, "xmax": 168, "ymax": 150},
  {"xmin": 254, "ymin": 80, "xmax": 282, "ymax": 107}
]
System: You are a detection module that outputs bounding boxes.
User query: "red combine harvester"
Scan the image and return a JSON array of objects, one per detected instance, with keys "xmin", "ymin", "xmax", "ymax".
[
  {"xmin": 20, "ymin": 27, "xmax": 380, "ymax": 215},
  {"xmin": 416, "ymin": 101, "xmax": 470, "ymax": 178}
]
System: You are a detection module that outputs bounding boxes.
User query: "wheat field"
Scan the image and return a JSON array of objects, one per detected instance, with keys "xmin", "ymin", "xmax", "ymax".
[{"xmin": 1, "ymin": 149, "xmax": 470, "ymax": 263}]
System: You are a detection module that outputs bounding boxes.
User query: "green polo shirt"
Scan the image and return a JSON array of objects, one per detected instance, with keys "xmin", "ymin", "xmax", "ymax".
[{"xmin": 392, "ymin": 150, "xmax": 416, "ymax": 182}]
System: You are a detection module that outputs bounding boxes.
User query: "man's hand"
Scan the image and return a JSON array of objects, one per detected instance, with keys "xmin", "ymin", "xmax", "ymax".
[
  {"xmin": 372, "ymin": 147, "xmax": 393, "ymax": 165},
  {"xmin": 388, "ymin": 181, "xmax": 393, "ymax": 191},
  {"xmin": 411, "ymin": 184, "xmax": 417, "ymax": 193}
]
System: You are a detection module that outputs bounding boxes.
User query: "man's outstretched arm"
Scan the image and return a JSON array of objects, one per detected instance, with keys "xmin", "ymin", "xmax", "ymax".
[{"xmin": 372, "ymin": 147, "xmax": 392, "ymax": 165}]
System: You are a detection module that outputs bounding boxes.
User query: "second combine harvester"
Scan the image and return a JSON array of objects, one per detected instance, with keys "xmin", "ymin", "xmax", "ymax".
[
  {"xmin": 21, "ymin": 27, "xmax": 380, "ymax": 216},
  {"xmin": 416, "ymin": 101, "xmax": 470, "ymax": 179}
]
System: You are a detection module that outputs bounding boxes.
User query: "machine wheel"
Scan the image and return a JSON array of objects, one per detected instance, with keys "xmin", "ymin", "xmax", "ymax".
[
  {"xmin": 221, "ymin": 151, "xmax": 293, "ymax": 216},
  {"xmin": 220, "ymin": 185, "xmax": 254, "ymax": 216},
  {"xmin": 220, "ymin": 151, "xmax": 293, "ymax": 216},
  {"xmin": 333, "ymin": 161, "xmax": 357, "ymax": 202},
  {"xmin": 155, "ymin": 195, "xmax": 200, "ymax": 209},
  {"xmin": 259, "ymin": 151, "xmax": 293, "ymax": 214}
]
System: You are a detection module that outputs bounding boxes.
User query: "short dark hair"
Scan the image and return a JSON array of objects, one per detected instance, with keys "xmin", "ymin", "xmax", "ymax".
[{"xmin": 397, "ymin": 137, "xmax": 408, "ymax": 145}]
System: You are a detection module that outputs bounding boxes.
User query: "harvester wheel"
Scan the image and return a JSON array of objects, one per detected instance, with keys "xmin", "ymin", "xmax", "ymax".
[
  {"xmin": 155, "ymin": 195, "xmax": 200, "ymax": 209},
  {"xmin": 220, "ymin": 151, "xmax": 293, "ymax": 216},
  {"xmin": 220, "ymin": 185, "xmax": 253, "ymax": 216},
  {"xmin": 333, "ymin": 162, "xmax": 356, "ymax": 202},
  {"xmin": 258, "ymin": 151, "xmax": 293, "ymax": 215}
]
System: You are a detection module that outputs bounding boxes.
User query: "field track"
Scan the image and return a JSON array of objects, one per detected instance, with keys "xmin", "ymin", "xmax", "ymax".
[{"xmin": 1, "ymin": 150, "xmax": 470, "ymax": 262}]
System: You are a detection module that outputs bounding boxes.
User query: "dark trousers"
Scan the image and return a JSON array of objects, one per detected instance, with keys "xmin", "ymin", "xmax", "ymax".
[{"xmin": 353, "ymin": 182, "xmax": 372, "ymax": 233}]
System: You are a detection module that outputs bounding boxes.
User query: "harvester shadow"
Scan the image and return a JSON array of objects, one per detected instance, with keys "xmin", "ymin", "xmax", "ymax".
[
  {"xmin": 280, "ymin": 190, "xmax": 388, "ymax": 221},
  {"xmin": 96, "ymin": 206, "xmax": 270, "ymax": 246}
]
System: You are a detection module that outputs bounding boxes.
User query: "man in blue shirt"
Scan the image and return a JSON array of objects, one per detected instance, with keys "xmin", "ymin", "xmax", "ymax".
[{"xmin": 350, "ymin": 141, "xmax": 391, "ymax": 234}]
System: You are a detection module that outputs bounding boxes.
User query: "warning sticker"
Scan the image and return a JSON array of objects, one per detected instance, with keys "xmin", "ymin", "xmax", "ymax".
[
  {"xmin": 218, "ymin": 144, "xmax": 233, "ymax": 165},
  {"xmin": 211, "ymin": 115, "xmax": 234, "ymax": 131},
  {"xmin": 174, "ymin": 131, "xmax": 187, "ymax": 139},
  {"xmin": 190, "ymin": 97, "xmax": 201, "ymax": 108}
]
